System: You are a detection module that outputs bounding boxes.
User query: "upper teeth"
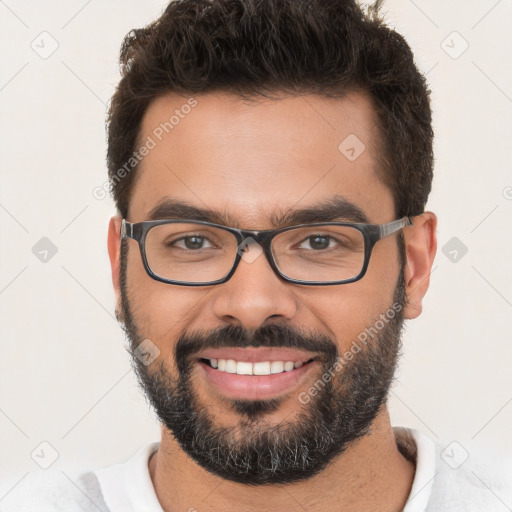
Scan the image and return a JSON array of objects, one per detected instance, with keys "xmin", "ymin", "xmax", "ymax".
[{"xmin": 209, "ymin": 359, "xmax": 304, "ymax": 375}]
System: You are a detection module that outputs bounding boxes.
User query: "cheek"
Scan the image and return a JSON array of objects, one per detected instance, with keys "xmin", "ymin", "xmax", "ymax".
[
  {"xmin": 303, "ymin": 292, "xmax": 384, "ymax": 351},
  {"xmin": 125, "ymin": 244, "xmax": 208, "ymax": 356},
  {"xmin": 300, "ymin": 253, "xmax": 400, "ymax": 351}
]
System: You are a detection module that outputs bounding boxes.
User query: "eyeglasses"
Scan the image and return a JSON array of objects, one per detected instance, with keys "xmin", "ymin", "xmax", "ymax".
[{"xmin": 121, "ymin": 216, "xmax": 411, "ymax": 286}]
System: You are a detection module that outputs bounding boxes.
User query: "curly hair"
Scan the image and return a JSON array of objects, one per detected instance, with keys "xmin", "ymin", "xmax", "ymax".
[{"xmin": 107, "ymin": 0, "xmax": 433, "ymax": 219}]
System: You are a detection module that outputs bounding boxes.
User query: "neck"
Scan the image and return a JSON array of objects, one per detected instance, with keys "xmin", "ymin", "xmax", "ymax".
[{"xmin": 148, "ymin": 408, "xmax": 415, "ymax": 512}]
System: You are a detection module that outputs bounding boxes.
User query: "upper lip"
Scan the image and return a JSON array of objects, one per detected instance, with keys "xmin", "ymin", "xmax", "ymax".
[{"xmin": 197, "ymin": 347, "xmax": 318, "ymax": 363}]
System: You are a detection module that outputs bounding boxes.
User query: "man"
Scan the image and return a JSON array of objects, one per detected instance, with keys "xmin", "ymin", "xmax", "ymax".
[{"xmin": 5, "ymin": 0, "xmax": 511, "ymax": 511}]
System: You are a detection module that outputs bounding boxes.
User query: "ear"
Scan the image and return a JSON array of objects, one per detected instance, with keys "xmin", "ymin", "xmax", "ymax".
[
  {"xmin": 403, "ymin": 211, "xmax": 437, "ymax": 319},
  {"xmin": 107, "ymin": 216, "xmax": 123, "ymax": 320}
]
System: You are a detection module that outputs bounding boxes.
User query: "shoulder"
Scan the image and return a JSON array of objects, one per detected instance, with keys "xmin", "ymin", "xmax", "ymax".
[
  {"xmin": 429, "ymin": 441, "xmax": 512, "ymax": 512},
  {"xmin": 395, "ymin": 427, "xmax": 512, "ymax": 512},
  {"xmin": 0, "ymin": 469, "xmax": 109, "ymax": 512}
]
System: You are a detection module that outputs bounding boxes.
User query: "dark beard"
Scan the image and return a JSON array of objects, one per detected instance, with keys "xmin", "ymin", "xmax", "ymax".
[{"xmin": 119, "ymin": 239, "xmax": 406, "ymax": 485}]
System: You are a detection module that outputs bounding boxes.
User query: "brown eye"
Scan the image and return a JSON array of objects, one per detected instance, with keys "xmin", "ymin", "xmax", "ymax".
[
  {"xmin": 170, "ymin": 235, "xmax": 214, "ymax": 250},
  {"xmin": 300, "ymin": 235, "xmax": 333, "ymax": 250}
]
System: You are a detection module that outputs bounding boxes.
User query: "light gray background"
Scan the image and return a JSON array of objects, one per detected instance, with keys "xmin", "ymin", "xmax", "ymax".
[{"xmin": 1, "ymin": 0, "xmax": 511, "ymax": 493}]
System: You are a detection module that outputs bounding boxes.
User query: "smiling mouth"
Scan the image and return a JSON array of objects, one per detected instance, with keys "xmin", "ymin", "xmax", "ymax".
[
  {"xmin": 199, "ymin": 357, "xmax": 316, "ymax": 375},
  {"xmin": 195, "ymin": 347, "xmax": 321, "ymax": 400}
]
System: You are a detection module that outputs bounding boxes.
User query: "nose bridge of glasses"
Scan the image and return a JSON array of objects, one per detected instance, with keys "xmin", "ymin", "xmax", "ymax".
[
  {"xmin": 238, "ymin": 228, "xmax": 274, "ymax": 251},
  {"xmin": 231, "ymin": 230, "xmax": 276, "ymax": 275}
]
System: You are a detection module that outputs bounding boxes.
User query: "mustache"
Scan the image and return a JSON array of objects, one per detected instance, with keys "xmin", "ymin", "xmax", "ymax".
[{"xmin": 175, "ymin": 323, "xmax": 338, "ymax": 371}]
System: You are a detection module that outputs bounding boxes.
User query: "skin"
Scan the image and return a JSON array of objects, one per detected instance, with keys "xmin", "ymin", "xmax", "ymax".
[{"xmin": 108, "ymin": 90, "xmax": 437, "ymax": 511}]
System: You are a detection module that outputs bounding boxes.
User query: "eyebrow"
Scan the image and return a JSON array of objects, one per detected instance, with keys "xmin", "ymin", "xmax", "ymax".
[{"xmin": 146, "ymin": 195, "xmax": 369, "ymax": 228}]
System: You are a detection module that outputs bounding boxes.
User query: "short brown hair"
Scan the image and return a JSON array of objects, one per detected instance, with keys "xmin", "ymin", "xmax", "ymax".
[{"xmin": 107, "ymin": 0, "xmax": 433, "ymax": 219}]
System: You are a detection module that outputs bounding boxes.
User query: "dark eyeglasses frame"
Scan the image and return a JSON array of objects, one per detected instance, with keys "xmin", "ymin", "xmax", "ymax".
[{"xmin": 121, "ymin": 216, "xmax": 412, "ymax": 287}]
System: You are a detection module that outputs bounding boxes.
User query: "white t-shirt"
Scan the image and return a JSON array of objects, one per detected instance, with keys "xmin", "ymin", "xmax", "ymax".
[{"xmin": 2, "ymin": 427, "xmax": 511, "ymax": 511}]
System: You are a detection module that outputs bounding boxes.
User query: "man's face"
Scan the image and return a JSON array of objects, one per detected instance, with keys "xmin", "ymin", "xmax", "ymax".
[{"xmin": 116, "ymin": 91, "xmax": 406, "ymax": 484}]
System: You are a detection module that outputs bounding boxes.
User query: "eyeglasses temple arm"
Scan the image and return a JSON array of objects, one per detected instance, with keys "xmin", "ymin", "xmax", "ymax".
[
  {"xmin": 121, "ymin": 219, "xmax": 133, "ymax": 239},
  {"xmin": 379, "ymin": 216, "xmax": 412, "ymax": 238}
]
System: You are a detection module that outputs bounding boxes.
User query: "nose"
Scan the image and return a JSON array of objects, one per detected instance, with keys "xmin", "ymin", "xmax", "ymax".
[{"xmin": 211, "ymin": 242, "xmax": 299, "ymax": 330}]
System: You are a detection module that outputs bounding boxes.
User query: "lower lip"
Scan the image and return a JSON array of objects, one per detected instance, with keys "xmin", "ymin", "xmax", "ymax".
[{"xmin": 198, "ymin": 360, "xmax": 318, "ymax": 400}]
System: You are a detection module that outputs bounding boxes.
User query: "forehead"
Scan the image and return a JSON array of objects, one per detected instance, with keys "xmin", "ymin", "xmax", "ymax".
[{"xmin": 128, "ymin": 91, "xmax": 394, "ymax": 226}]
